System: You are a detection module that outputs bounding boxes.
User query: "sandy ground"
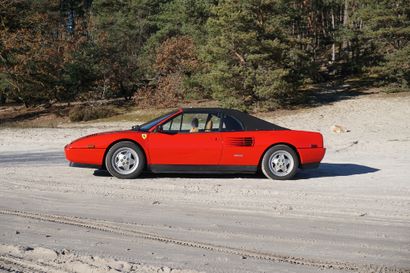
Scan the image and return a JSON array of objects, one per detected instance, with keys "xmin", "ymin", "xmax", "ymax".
[{"xmin": 0, "ymin": 93, "xmax": 409, "ymax": 273}]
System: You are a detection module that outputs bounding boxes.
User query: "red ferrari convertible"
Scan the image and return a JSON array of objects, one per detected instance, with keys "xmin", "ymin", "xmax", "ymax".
[{"xmin": 65, "ymin": 108, "xmax": 325, "ymax": 180}]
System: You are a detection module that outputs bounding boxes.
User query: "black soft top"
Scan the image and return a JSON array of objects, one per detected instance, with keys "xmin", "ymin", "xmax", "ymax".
[{"xmin": 182, "ymin": 108, "xmax": 288, "ymax": 131}]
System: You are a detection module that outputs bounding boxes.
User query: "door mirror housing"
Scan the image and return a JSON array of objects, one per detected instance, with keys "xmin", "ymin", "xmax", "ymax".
[{"xmin": 156, "ymin": 125, "xmax": 164, "ymax": 133}]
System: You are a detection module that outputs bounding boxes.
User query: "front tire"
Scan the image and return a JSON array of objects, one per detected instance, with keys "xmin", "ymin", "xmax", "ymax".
[
  {"xmin": 105, "ymin": 141, "xmax": 145, "ymax": 179},
  {"xmin": 261, "ymin": 145, "xmax": 299, "ymax": 180}
]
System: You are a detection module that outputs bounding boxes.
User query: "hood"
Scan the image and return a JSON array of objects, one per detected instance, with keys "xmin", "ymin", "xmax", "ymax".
[
  {"xmin": 71, "ymin": 130, "xmax": 125, "ymax": 142},
  {"xmin": 66, "ymin": 130, "xmax": 133, "ymax": 149}
]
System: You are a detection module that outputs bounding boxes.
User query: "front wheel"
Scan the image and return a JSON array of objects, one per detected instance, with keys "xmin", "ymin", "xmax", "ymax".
[
  {"xmin": 261, "ymin": 145, "xmax": 299, "ymax": 180},
  {"xmin": 105, "ymin": 141, "xmax": 145, "ymax": 179}
]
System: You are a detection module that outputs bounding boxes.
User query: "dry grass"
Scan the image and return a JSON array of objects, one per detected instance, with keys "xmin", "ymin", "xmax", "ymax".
[
  {"xmin": 92, "ymin": 108, "xmax": 172, "ymax": 123},
  {"xmin": 0, "ymin": 114, "xmax": 68, "ymax": 128},
  {"xmin": 0, "ymin": 99, "xmax": 220, "ymax": 128},
  {"xmin": 90, "ymin": 99, "xmax": 219, "ymax": 123},
  {"xmin": 68, "ymin": 105, "xmax": 119, "ymax": 122}
]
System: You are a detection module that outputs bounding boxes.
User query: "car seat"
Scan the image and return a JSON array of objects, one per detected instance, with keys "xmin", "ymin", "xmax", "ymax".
[{"xmin": 205, "ymin": 120, "xmax": 213, "ymax": 132}]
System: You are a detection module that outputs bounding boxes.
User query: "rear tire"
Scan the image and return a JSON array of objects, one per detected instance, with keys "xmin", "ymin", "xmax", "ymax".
[
  {"xmin": 261, "ymin": 145, "xmax": 299, "ymax": 180},
  {"xmin": 105, "ymin": 141, "xmax": 145, "ymax": 179}
]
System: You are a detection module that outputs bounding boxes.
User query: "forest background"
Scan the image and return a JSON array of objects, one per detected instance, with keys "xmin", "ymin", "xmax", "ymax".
[{"xmin": 1, "ymin": 0, "xmax": 409, "ymax": 118}]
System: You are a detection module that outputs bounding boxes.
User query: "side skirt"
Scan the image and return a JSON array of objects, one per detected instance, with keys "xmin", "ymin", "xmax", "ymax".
[
  {"xmin": 69, "ymin": 162, "xmax": 101, "ymax": 169},
  {"xmin": 300, "ymin": 162, "xmax": 320, "ymax": 169},
  {"xmin": 148, "ymin": 164, "xmax": 257, "ymax": 174}
]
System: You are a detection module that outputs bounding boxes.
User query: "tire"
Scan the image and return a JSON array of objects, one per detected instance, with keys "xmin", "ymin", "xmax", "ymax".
[
  {"xmin": 105, "ymin": 141, "xmax": 145, "ymax": 179},
  {"xmin": 261, "ymin": 145, "xmax": 299, "ymax": 180}
]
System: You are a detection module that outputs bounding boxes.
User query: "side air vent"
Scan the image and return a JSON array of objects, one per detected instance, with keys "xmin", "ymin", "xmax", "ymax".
[{"xmin": 227, "ymin": 137, "xmax": 255, "ymax": 147}]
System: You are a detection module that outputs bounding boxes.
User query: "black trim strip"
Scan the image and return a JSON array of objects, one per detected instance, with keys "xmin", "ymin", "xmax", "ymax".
[
  {"xmin": 300, "ymin": 162, "xmax": 320, "ymax": 169},
  {"xmin": 69, "ymin": 162, "xmax": 101, "ymax": 169},
  {"xmin": 148, "ymin": 164, "xmax": 257, "ymax": 174}
]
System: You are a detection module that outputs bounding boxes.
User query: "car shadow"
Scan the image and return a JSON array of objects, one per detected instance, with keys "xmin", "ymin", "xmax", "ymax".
[
  {"xmin": 295, "ymin": 163, "xmax": 379, "ymax": 179},
  {"xmin": 94, "ymin": 163, "xmax": 379, "ymax": 180}
]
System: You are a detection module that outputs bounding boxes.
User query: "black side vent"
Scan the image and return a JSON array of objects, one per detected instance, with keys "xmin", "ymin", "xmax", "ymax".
[{"xmin": 227, "ymin": 137, "xmax": 254, "ymax": 147}]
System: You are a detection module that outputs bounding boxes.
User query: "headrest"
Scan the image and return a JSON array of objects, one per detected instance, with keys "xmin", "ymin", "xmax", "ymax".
[{"xmin": 191, "ymin": 118, "xmax": 199, "ymax": 127}]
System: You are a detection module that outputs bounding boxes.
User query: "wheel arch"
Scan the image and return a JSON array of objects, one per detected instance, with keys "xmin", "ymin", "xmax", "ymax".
[
  {"xmin": 102, "ymin": 139, "xmax": 148, "ymax": 169},
  {"xmin": 258, "ymin": 142, "xmax": 301, "ymax": 170}
]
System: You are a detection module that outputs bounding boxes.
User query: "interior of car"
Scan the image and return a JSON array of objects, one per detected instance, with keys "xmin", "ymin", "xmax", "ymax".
[{"xmin": 159, "ymin": 112, "xmax": 243, "ymax": 133}]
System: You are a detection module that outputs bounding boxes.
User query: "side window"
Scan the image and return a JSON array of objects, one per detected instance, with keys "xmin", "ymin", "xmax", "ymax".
[
  {"xmin": 181, "ymin": 113, "xmax": 208, "ymax": 132},
  {"xmin": 161, "ymin": 114, "xmax": 182, "ymax": 133},
  {"xmin": 205, "ymin": 114, "xmax": 221, "ymax": 132},
  {"xmin": 161, "ymin": 113, "xmax": 221, "ymax": 133},
  {"xmin": 221, "ymin": 115, "xmax": 244, "ymax": 131}
]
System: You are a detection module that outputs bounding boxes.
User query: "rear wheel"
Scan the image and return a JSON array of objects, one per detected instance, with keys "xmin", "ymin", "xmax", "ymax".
[
  {"xmin": 261, "ymin": 145, "xmax": 299, "ymax": 180},
  {"xmin": 105, "ymin": 141, "xmax": 145, "ymax": 179}
]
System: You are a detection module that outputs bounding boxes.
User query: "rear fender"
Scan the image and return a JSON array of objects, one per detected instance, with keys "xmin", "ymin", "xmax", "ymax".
[{"xmin": 258, "ymin": 143, "xmax": 301, "ymax": 169}]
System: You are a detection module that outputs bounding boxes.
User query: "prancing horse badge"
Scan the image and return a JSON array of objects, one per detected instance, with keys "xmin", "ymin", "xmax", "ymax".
[{"xmin": 141, "ymin": 134, "xmax": 147, "ymax": 140}]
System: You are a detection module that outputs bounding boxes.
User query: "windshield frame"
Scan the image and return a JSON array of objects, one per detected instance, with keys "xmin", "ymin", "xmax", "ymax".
[{"xmin": 134, "ymin": 110, "xmax": 179, "ymax": 132}]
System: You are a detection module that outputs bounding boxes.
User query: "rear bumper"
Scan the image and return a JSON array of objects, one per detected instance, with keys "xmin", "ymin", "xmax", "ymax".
[{"xmin": 297, "ymin": 147, "xmax": 326, "ymax": 166}]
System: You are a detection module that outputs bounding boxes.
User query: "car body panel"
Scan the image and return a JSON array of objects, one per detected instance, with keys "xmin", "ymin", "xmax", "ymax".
[
  {"xmin": 218, "ymin": 130, "xmax": 324, "ymax": 166},
  {"xmin": 64, "ymin": 108, "xmax": 326, "ymax": 173},
  {"xmin": 147, "ymin": 132, "xmax": 222, "ymax": 165},
  {"xmin": 65, "ymin": 130, "xmax": 148, "ymax": 166}
]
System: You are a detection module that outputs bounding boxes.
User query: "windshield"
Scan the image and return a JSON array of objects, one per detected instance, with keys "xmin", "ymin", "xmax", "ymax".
[{"xmin": 135, "ymin": 110, "xmax": 178, "ymax": 132}]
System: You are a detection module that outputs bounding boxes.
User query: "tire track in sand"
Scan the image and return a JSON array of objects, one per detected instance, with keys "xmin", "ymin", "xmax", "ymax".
[
  {"xmin": 1, "ymin": 209, "xmax": 409, "ymax": 273},
  {"xmin": 0, "ymin": 255, "xmax": 68, "ymax": 273}
]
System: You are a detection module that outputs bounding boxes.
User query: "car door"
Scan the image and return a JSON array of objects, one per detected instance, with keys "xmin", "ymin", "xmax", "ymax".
[
  {"xmin": 219, "ymin": 114, "xmax": 258, "ymax": 166},
  {"xmin": 147, "ymin": 112, "xmax": 223, "ymax": 166}
]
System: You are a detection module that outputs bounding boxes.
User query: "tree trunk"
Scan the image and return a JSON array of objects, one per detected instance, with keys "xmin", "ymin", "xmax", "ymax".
[
  {"xmin": 331, "ymin": 9, "xmax": 336, "ymax": 63},
  {"xmin": 342, "ymin": 0, "xmax": 349, "ymax": 50},
  {"xmin": 0, "ymin": 92, "xmax": 5, "ymax": 105}
]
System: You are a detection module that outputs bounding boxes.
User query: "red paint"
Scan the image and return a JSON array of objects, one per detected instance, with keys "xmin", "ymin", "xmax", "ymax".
[{"xmin": 147, "ymin": 132, "xmax": 222, "ymax": 165}]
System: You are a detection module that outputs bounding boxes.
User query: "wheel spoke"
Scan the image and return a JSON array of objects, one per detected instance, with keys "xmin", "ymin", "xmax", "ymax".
[
  {"xmin": 268, "ymin": 150, "xmax": 294, "ymax": 177},
  {"xmin": 111, "ymin": 147, "xmax": 140, "ymax": 175}
]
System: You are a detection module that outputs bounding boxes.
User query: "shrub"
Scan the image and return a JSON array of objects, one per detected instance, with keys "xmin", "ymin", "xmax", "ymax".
[{"xmin": 69, "ymin": 105, "xmax": 118, "ymax": 122}]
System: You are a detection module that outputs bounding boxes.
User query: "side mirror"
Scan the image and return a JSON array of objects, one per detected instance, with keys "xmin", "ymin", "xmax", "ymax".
[{"xmin": 156, "ymin": 125, "xmax": 164, "ymax": 133}]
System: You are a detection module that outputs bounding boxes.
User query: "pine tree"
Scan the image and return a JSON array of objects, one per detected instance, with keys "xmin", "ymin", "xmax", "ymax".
[
  {"xmin": 90, "ymin": 0, "xmax": 166, "ymax": 99},
  {"xmin": 353, "ymin": 0, "xmax": 410, "ymax": 90},
  {"xmin": 201, "ymin": 0, "xmax": 309, "ymax": 110}
]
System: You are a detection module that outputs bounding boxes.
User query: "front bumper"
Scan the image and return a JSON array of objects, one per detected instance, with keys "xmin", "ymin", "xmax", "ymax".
[{"xmin": 64, "ymin": 145, "xmax": 104, "ymax": 168}]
